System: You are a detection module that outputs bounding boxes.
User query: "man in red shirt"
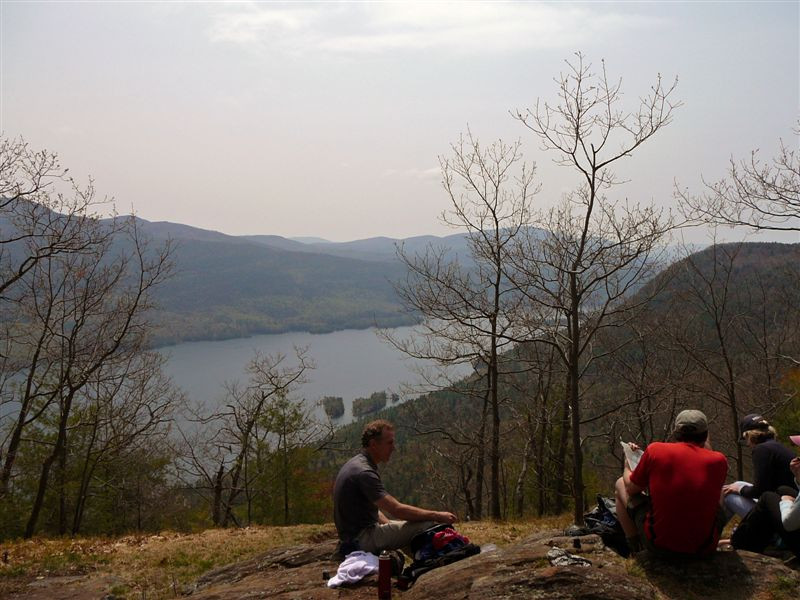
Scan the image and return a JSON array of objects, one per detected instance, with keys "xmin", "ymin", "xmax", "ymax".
[{"xmin": 615, "ymin": 410, "xmax": 728, "ymax": 556}]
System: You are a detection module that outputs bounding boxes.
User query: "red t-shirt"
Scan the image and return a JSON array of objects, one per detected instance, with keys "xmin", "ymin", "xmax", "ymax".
[{"xmin": 630, "ymin": 441, "xmax": 728, "ymax": 554}]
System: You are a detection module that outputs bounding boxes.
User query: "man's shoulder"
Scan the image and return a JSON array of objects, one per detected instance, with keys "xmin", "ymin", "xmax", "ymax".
[
  {"xmin": 648, "ymin": 442, "xmax": 726, "ymax": 463},
  {"xmin": 642, "ymin": 441, "xmax": 673, "ymax": 457},
  {"xmin": 339, "ymin": 452, "xmax": 378, "ymax": 477},
  {"xmin": 756, "ymin": 439, "xmax": 793, "ymax": 457},
  {"xmin": 699, "ymin": 446, "xmax": 728, "ymax": 466}
]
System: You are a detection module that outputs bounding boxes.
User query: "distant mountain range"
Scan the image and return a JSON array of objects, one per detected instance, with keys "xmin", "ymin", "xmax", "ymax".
[
  {"xmin": 11, "ymin": 208, "xmax": 796, "ymax": 351},
  {"xmin": 126, "ymin": 219, "xmax": 478, "ymax": 346},
  {"xmin": 240, "ymin": 231, "xmax": 473, "ymax": 262}
]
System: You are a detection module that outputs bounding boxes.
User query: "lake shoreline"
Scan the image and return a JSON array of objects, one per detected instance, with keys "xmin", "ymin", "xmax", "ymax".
[
  {"xmin": 158, "ymin": 326, "xmax": 468, "ymax": 427},
  {"xmin": 149, "ymin": 315, "xmax": 420, "ymax": 350}
]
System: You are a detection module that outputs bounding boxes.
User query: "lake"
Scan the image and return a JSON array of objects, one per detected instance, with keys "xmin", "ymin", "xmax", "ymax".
[{"xmin": 159, "ymin": 327, "xmax": 470, "ymax": 426}]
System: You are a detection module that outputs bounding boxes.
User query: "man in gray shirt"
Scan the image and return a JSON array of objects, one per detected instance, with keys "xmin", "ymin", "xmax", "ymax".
[{"xmin": 333, "ymin": 419, "xmax": 457, "ymax": 555}]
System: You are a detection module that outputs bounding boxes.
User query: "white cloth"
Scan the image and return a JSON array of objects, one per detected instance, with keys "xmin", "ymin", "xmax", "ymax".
[{"xmin": 326, "ymin": 551, "xmax": 380, "ymax": 588}]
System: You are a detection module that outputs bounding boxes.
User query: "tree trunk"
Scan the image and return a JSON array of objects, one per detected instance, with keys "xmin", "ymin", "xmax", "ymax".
[
  {"xmin": 537, "ymin": 392, "xmax": 550, "ymax": 515},
  {"xmin": 473, "ymin": 387, "xmax": 489, "ymax": 520},
  {"xmin": 136, "ymin": 475, "xmax": 143, "ymax": 531},
  {"xmin": 72, "ymin": 416, "xmax": 101, "ymax": 535},
  {"xmin": 244, "ymin": 450, "xmax": 252, "ymax": 526},
  {"xmin": 568, "ymin": 277, "xmax": 585, "ymax": 525},
  {"xmin": 212, "ymin": 463, "xmax": 225, "ymax": 527},
  {"xmin": 72, "ymin": 458, "xmax": 99, "ymax": 536},
  {"xmin": 489, "ymin": 341, "xmax": 501, "ymax": 520},
  {"xmin": 730, "ymin": 395, "xmax": 743, "ymax": 480},
  {"xmin": 25, "ymin": 390, "xmax": 75, "ymax": 539},
  {"xmin": 460, "ymin": 463, "xmax": 475, "ymax": 519},
  {"xmin": 721, "ymin": 356, "xmax": 743, "ymax": 479},
  {"xmin": 283, "ymin": 422, "xmax": 290, "ymax": 525},
  {"xmin": 0, "ymin": 307, "xmax": 54, "ymax": 499},
  {"xmin": 58, "ymin": 441, "xmax": 67, "ymax": 536},
  {"xmin": 514, "ymin": 433, "xmax": 533, "ymax": 518},
  {"xmin": 554, "ymin": 392, "xmax": 570, "ymax": 515},
  {"xmin": 26, "ymin": 448, "xmax": 57, "ymax": 538}
]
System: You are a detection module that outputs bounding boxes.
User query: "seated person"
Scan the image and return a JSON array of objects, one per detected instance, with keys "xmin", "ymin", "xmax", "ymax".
[
  {"xmin": 722, "ymin": 414, "xmax": 797, "ymax": 518},
  {"xmin": 615, "ymin": 409, "xmax": 728, "ymax": 556},
  {"xmin": 731, "ymin": 434, "xmax": 800, "ymax": 558},
  {"xmin": 332, "ymin": 419, "xmax": 457, "ymax": 556}
]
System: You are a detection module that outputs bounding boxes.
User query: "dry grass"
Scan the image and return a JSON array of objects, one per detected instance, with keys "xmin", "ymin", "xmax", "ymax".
[
  {"xmin": 0, "ymin": 523, "xmax": 333, "ymax": 597},
  {"xmin": 459, "ymin": 514, "xmax": 573, "ymax": 546},
  {"xmin": 0, "ymin": 516, "xmax": 572, "ymax": 598}
]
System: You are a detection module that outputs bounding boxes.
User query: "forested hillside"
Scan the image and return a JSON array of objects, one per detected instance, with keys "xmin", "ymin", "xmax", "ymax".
[
  {"xmin": 1, "ymin": 210, "xmax": 534, "ymax": 347},
  {"xmin": 130, "ymin": 219, "xmax": 418, "ymax": 345},
  {"xmin": 0, "ymin": 210, "xmax": 429, "ymax": 347},
  {"xmin": 599, "ymin": 241, "xmax": 800, "ymax": 478},
  {"xmin": 127, "ymin": 219, "xmax": 513, "ymax": 346},
  {"xmin": 316, "ymin": 241, "xmax": 800, "ymax": 523}
]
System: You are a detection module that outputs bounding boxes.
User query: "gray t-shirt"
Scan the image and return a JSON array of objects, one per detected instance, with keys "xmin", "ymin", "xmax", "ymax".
[{"xmin": 333, "ymin": 451, "xmax": 387, "ymax": 541}]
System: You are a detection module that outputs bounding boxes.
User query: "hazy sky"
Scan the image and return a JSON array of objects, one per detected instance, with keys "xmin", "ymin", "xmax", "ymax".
[{"xmin": 2, "ymin": 1, "xmax": 798, "ymax": 242}]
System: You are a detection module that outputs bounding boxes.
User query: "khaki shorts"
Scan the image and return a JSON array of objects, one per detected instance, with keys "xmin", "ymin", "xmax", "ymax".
[
  {"xmin": 627, "ymin": 495, "xmax": 725, "ymax": 557},
  {"xmin": 627, "ymin": 494, "xmax": 658, "ymax": 552},
  {"xmin": 356, "ymin": 520, "xmax": 436, "ymax": 555}
]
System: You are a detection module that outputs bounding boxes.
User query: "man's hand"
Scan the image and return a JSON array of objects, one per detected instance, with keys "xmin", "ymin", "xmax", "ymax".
[
  {"xmin": 722, "ymin": 482, "xmax": 744, "ymax": 496},
  {"xmin": 435, "ymin": 511, "xmax": 457, "ymax": 525},
  {"xmin": 622, "ymin": 442, "xmax": 642, "ymax": 471},
  {"xmin": 790, "ymin": 457, "xmax": 800, "ymax": 479},
  {"xmin": 376, "ymin": 494, "xmax": 457, "ymax": 524}
]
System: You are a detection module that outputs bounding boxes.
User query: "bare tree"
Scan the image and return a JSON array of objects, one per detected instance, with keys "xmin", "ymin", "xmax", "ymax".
[
  {"xmin": 679, "ymin": 129, "xmax": 800, "ymax": 231},
  {"xmin": 19, "ymin": 217, "xmax": 172, "ymax": 538},
  {"xmin": 664, "ymin": 241, "xmax": 800, "ymax": 478},
  {"xmin": 67, "ymin": 351, "xmax": 183, "ymax": 535},
  {"xmin": 506, "ymin": 339, "xmax": 561, "ymax": 517},
  {"xmin": 599, "ymin": 318, "xmax": 691, "ymax": 447},
  {"xmin": 261, "ymin": 388, "xmax": 328, "ymax": 524},
  {"xmin": 0, "ymin": 138, "xmax": 116, "ymax": 498},
  {"xmin": 176, "ymin": 348, "xmax": 329, "ymax": 526},
  {"xmin": 387, "ymin": 132, "xmax": 537, "ymax": 519},
  {"xmin": 173, "ymin": 422, "xmax": 232, "ymax": 528},
  {"xmin": 0, "ymin": 137, "xmax": 181, "ymax": 539},
  {"xmin": 0, "ymin": 137, "xmax": 110, "ymax": 299},
  {"xmin": 509, "ymin": 53, "xmax": 680, "ymax": 523}
]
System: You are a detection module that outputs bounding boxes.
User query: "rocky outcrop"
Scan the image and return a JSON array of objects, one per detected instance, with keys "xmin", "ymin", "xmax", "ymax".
[
  {"xmin": 185, "ymin": 530, "xmax": 799, "ymax": 600},
  {"xmin": 404, "ymin": 534, "xmax": 653, "ymax": 600},
  {"xmin": 186, "ymin": 540, "xmax": 349, "ymax": 599}
]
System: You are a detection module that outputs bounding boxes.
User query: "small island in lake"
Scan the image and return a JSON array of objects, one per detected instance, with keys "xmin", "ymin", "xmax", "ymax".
[
  {"xmin": 352, "ymin": 391, "xmax": 388, "ymax": 418},
  {"xmin": 322, "ymin": 396, "xmax": 344, "ymax": 419}
]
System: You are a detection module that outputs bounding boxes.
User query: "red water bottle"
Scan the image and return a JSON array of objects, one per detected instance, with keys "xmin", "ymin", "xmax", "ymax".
[{"xmin": 378, "ymin": 550, "xmax": 391, "ymax": 599}]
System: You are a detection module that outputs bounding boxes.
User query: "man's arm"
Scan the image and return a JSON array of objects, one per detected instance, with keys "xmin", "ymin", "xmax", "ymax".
[
  {"xmin": 375, "ymin": 494, "xmax": 457, "ymax": 524},
  {"xmin": 737, "ymin": 445, "xmax": 769, "ymax": 499},
  {"xmin": 779, "ymin": 494, "xmax": 800, "ymax": 532},
  {"xmin": 781, "ymin": 458, "xmax": 800, "ymax": 532},
  {"xmin": 623, "ymin": 442, "xmax": 645, "ymax": 497},
  {"xmin": 623, "ymin": 462, "xmax": 644, "ymax": 497}
]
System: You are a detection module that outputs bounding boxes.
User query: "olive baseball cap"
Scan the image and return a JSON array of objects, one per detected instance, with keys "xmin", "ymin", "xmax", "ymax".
[{"xmin": 674, "ymin": 409, "xmax": 708, "ymax": 434}]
